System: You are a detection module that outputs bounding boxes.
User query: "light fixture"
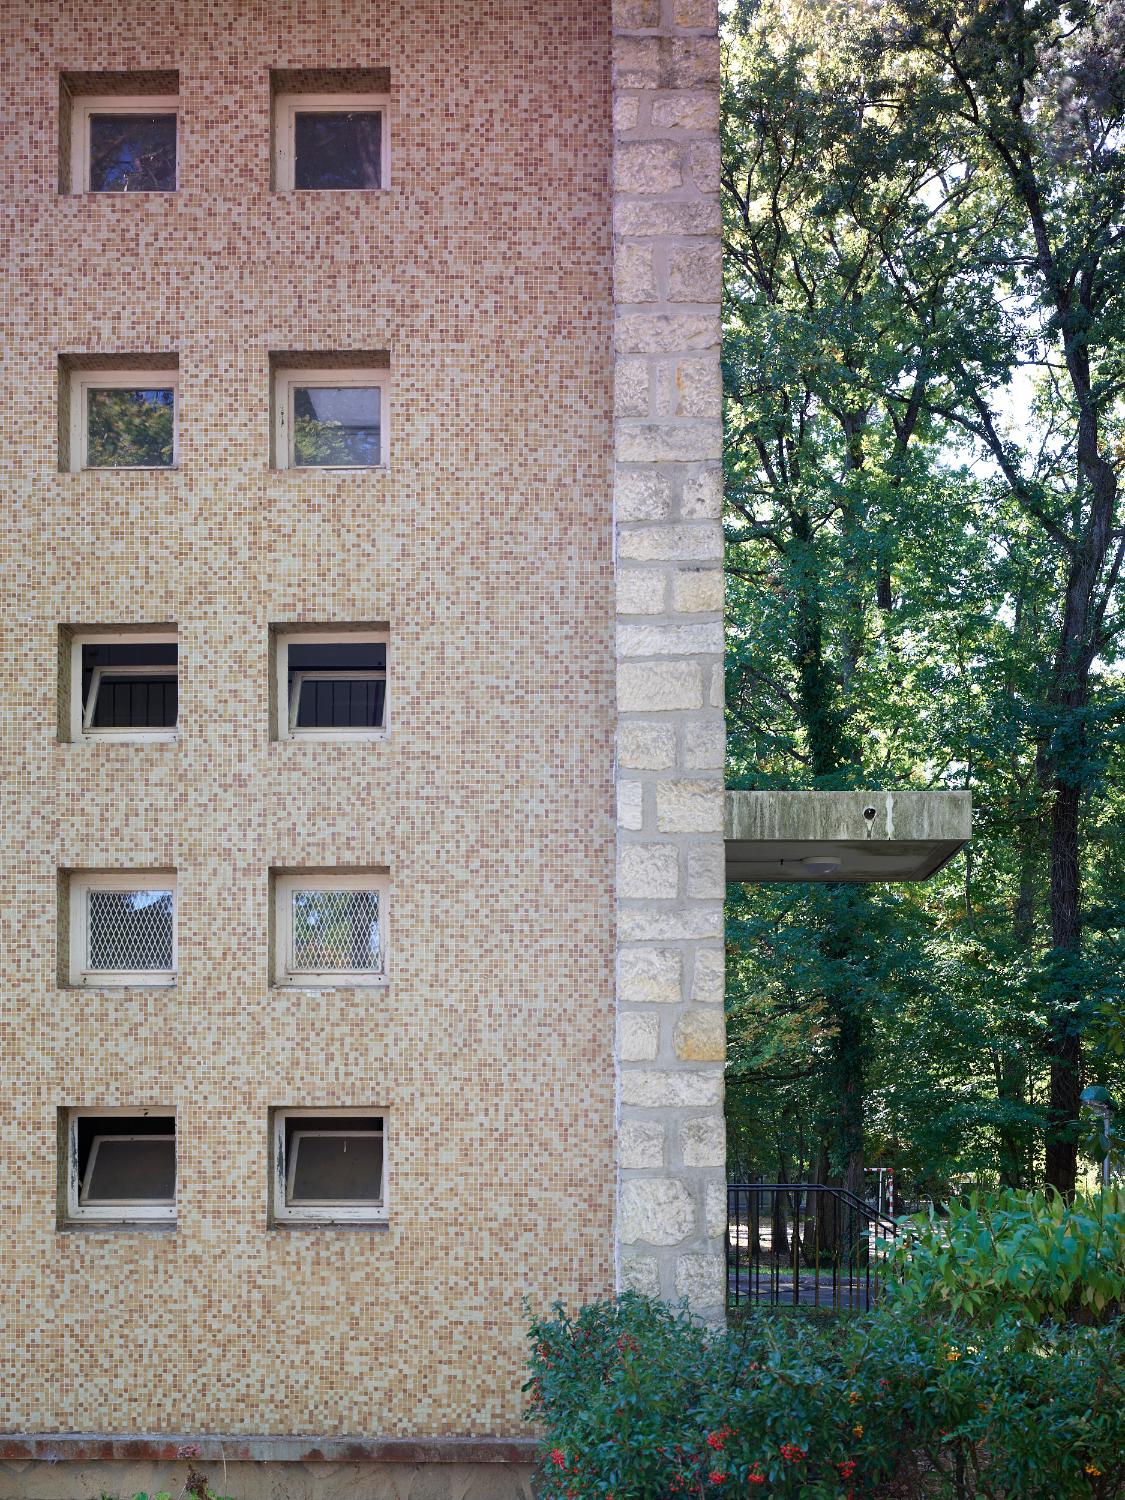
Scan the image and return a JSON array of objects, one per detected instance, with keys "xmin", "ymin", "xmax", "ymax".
[{"xmin": 799, "ymin": 855, "xmax": 842, "ymax": 877}]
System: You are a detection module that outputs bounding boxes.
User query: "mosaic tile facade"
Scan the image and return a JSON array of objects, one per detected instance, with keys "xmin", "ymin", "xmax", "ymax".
[{"xmin": 0, "ymin": 0, "xmax": 616, "ymax": 1441}]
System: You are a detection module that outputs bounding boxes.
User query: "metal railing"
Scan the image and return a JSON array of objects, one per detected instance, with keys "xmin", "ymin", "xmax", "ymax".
[{"xmin": 727, "ymin": 1183, "xmax": 899, "ymax": 1311}]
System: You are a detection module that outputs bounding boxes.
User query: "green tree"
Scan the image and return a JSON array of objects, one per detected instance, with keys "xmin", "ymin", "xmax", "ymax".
[
  {"xmin": 721, "ymin": 0, "xmax": 1125, "ymax": 1197},
  {"xmin": 722, "ymin": 9, "xmax": 992, "ymax": 1198},
  {"xmin": 844, "ymin": 0, "xmax": 1125, "ymax": 1192}
]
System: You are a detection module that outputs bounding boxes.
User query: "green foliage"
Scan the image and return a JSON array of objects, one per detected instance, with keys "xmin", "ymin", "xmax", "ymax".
[
  {"xmin": 102, "ymin": 1493, "xmax": 221, "ymax": 1500},
  {"xmin": 101, "ymin": 1478, "xmax": 233, "ymax": 1500},
  {"xmin": 526, "ymin": 1294, "xmax": 1125, "ymax": 1499},
  {"xmin": 721, "ymin": 0, "xmax": 1125, "ymax": 1197},
  {"xmin": 292, "ymin": 415, "xmax": 374, "ymax": 466},
  {"xmin": 888, "ymin": 1188, "xmax": 1125, "ymax": 1325},
  {"xmin": 112, "ymin": 1491, "xmax": 232, "ymax": 1500},
  {"xmin": 114, "ymin": 1490, "xmax": 232, "ymax": 1500}
]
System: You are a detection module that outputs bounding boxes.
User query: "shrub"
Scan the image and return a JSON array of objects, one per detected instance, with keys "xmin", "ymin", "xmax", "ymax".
[
  {"xmin": 886, "ymin": 1187, "xmax": 1125, "ymax": 1325},
  {"xmin": 101, "ymin": 1479, "xmax": 233, "ymax": 1500},
  {"xmin": 525, "ymin": 1293, "xmax": 1125, "ymax": 1498}
]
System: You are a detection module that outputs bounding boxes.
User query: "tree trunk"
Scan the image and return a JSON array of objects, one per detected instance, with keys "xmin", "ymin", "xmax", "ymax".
[
  {"xmin": 788, "ymin": 518, "xmax": 870, "ymax": 1204},
  {"xmin": 996, "ymin": 1052, "xmax": 1029, "ymax": 1189},
  {"xmin": 778, "ymin": 1143, "xmax": 802, "ymax": 1264},
  {"xmin": 1044, "ymin": 776, "xmax": 1084, "ymax": 1194},
  {"xmin": 802, "ymin": 1142, "xmax": 828, "ymax": 1265},
  {"xmin": 792, "ymin": 533, "xmax": 844, "ymax": 778},
  {"xmin": 1033, "ymin": 316, "xmax": 1117, "ymax": 1194},
  {"xmin": 771, "ymin": 1189, "xmax": 790, "ymax": 1260},
  {"xmin": 823, "ymin": 913, "xmax": 867, "ymax": 1207},
  {"xmin": 998, "ymin": 837, "xmax": 1037, "ymax": 1188},
  {"xmin": 1040, "ymin": 449, "xmax": 1113, "ymax": 1193}
]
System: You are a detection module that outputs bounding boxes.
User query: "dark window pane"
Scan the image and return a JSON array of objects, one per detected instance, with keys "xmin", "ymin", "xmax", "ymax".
[
  {"xmin": 82, "ymin": 642, "xmax": 178, "ymax": 729},
  {"xmin": 289, "ymin": 1131, "xmax": 383, "ymax": 1202},
  {"xmin": 287, "ymin": 642, "xmax": 386, "ymax": 672},
  {"xmin": 288, "ymin": 641, "xmax": 386, "ymax": 729},
  {"xmin": 292, "ymin": 385, "xmax": 380, "ymax": 466},
  {"xmin": 82, "ymin": 1135, "xmax": 176, "ymax": 1203},
  {"xmin": 89, "ymin": 114, "xmax": 176, "ymax": 192},
  {"xmin": 75, "ymin": 1112, "xmax": 173, "ymax": 1183},
  {"xmin": 294, "ymin": 111, "xmax": 382, "ymax": 190},
  {"xmin": 87, "ymin": 387, "xmax": 174, "ymax": 467},
  {"xmin": 293, "ymin": 677, "xmax": 384, "ymax": 728},
  {"xmin": 89, "ymin": 674, "xmax": 177, "ymax": 728}
]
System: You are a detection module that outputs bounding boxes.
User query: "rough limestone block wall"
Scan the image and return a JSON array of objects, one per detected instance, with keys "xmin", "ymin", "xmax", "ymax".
[{"xmin": 612, "ymin": 0, "xmax": 727, "ymax": 1316}]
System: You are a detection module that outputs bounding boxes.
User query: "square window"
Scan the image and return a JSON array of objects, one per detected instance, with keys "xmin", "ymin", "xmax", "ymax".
[
  {"xmin": 67, "ymin": 871, "xmax": 177, "ymax": 987},
  {"xmin": 273, "ymin": 871, "xmax": 387, "ymax": 987},
  {"xmin": 275, "ymin": 629, "xmax": 387, "ymax": 739},
  {"xmin": 274, "ymin": 368, "xmax": 388, "ymax": 469},
  {"xmin": 67, "ymin": 367, "xmax": 178, "ymax": 471},
  {"xmin": 70, "ymin": 96, "xmax": 179, "ymax": 193},
  {"xmin": 271, "ymin": 1109, "xmax": 387, "ymax": 1225},
  {"xmin": 62, "ymin": 1108, "xmax": 176, "ymax": 1227},
  {"xmin": 274, "ymin": 92, "xmax": 389, "ymax": 192},
  {"xmin": 68, "ymin": 631, "xmax": 178, "ymax": 742}
]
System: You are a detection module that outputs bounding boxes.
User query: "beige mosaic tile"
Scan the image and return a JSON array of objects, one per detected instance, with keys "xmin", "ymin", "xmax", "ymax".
[{"xmin": 0, "ymin": 0, "xmax": 615, "ymax": 1438}]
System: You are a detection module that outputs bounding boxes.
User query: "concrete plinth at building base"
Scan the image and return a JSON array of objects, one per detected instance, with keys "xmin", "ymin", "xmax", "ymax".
[{"xmin": 0, "ymin": 1438, "xmax": 538, "ymax": 1500}]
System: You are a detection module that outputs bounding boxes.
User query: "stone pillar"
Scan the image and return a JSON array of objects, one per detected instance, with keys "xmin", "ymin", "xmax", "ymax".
[{"xmin": 612, "ymin": 0, "xmax": 726, "ymax": 1317}]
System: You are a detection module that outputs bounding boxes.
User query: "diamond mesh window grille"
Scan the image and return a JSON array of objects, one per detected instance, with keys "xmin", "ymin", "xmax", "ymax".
[
  {"xmin": 291, "ymin": 888, "xmax": 381, "ymax": 972},
  {"xmin": 88, "ymin": 888, "xmax": 174, "ymax": 971}
]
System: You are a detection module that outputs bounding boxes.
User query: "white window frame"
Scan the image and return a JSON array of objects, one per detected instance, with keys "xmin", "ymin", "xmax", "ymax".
[
  {"xmin": 276, "ymin": 628, "xmax": 388, "ymax": 741},
  {"xmin": 273, "ymin": 870, "xmax": 388, "ymax": 988},
  {"xmin": 273, "ymin": 92, "xmax": 390, "ymax": 193},
  {"xmin": 69, "ymin": 367, "xmax": 180, "ymax": 472},
  {"xmin": 70, "ymin": 95, "xmax": 180, "ymax": 195},
  {"xmin": 64, "ymin": 1107, "xmax": 177, "ymax": 1226},
  {"xmin": 274, "ymin": 367, "xmax": 389, "ymax": 470},
  {"xmin": 272, "ymin": 1107, "xmax": 388, "ymax": 1225},
  {"xmin": 68, "ymin": 870, "xmax": 178, "ymax": 988},
  {"xmin": 70, "ymin": 630, "xmax": 178, "ymax": 744}
]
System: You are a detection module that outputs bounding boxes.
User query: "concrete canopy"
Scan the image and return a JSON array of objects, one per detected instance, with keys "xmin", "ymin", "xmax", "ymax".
[{"xmin": 725, "ymin": 790, "xmax": 972, "ymax": 884}]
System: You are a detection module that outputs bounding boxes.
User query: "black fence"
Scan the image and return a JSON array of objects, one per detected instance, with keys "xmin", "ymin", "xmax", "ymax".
[{"xmin": 727, "ymin": 1183, "xmax": 898, "ymax": 1311}]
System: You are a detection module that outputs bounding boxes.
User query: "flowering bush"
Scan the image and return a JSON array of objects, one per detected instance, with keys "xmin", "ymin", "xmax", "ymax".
[
  {"xmin": 885, "ymin": 1187, "xmax": 1125, "ymax": 1326},
  {"xmin": 525, "ymin": 1294, "xmax": 1125, "ymax": 1498}
]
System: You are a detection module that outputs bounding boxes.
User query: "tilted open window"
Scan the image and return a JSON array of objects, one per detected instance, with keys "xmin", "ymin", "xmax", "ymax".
[
  {"xmin": 272, "ymin": 871, "xmax": 387, "ymax": 987},
  {"xmin": 67, "ymin": 871, "xmax": 177, "ymax": 987},
  {"xmin": 68, "ymin": 631, "xmax": 178, "ymax": 742},
  {"xmin": 62, "ymin": 1108, "xmax": 176, "ymax": 1227},
  {"xmin": 271, "ymin": 1109, "xmax": 387, "ymax": 1225},
  {"xmin": 275, "ymin": 629, "xmax": 387, "ymax": 739}
]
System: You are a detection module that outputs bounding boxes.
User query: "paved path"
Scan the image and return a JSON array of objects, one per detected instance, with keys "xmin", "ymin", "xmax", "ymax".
[{"xmin": 728, "ymin": 1270, "xmax": 880, "ymax": 1310}]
